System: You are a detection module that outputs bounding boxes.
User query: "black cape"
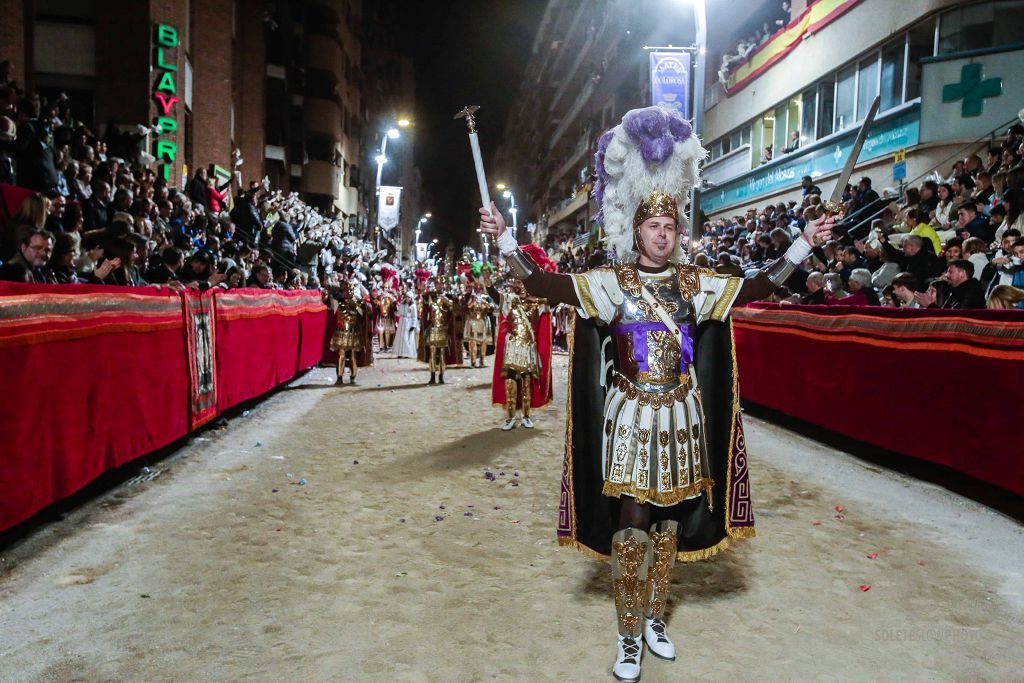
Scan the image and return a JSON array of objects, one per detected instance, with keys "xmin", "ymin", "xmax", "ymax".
[{"xmin": 556, "ymin": 314, "xmax": 756, "ymax": 562}]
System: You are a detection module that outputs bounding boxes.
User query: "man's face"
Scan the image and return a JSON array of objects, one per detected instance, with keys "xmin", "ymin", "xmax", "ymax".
[
  {"xmin": 946, "ymin": 246, "xmax": 962, "ymax": 261},
  {"xmin": 842, "ymin": 251, "xmax": 857, "ymax": 266},
  {"xmin": 50, "ymin": 197, "xmax": 65, "ymax": 216},
  {"xmin": 22, "ymin": 235, "xmax": 53, "ymax": 267},
  {"xmin": 943, "ymin": 265, "xmax": 968, "ymax": 286},
  {"xmin": 636, "ymin": 216, "xmax": 678, "ymax": 263},
  {"xmin": 806, "ymin": 276, "xmax": 822, "ymax": 292},
  {"xmin": 957, "ymin": 208, "xmax": 974, "ymax": 228},
  {"xmin": 893, "ymin": 284, "xmax": 913, "ymax": 304},
  {"xmin": 1013, "ymin": 244, "xmax": 1024, "ymax": 261},
  {"xmin": 903, "ymin": 240, "xmax": 921, "ymax": 256}
]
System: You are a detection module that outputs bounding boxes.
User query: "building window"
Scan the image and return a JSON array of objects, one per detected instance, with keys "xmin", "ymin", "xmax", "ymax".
[
  {"xmin": 800, "ymin": 88, "xmax": 817, "ymax": 143},
  {"xmin": 835, "ymin": 65, "xmax": 856, "ymax": 131},
  {"xmin": 856, "ymin": 55, "xmax": 879, "ymax": 120},
  {"xmin": 938, "ymin": 0, "xmax": 1024, "ymax": 55},
  {"xmin": 880, "ymin": 40, "xmax": 905, "ymax": 111},
  {"xmin": 817, "ymin": 79, "xmax": 835, "ymax": 139},
  {"xmin": 906, "ymin": 18, "xmax": 936, "ymax": 101}
]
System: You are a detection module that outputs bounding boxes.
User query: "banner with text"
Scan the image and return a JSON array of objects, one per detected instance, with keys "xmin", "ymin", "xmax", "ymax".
[
  {"xmin": 650, "ymin": 51, "xmax": 691, "ymax": 117},
  {"xmin": 377, "ymin": 185, "xmax": 402, "ymax": 231}
]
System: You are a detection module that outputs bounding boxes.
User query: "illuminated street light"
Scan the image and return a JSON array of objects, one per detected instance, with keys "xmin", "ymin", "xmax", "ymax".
[
  {"xmin": 425, "ymin": 212, "xmax": 432, "ymax": 218},
  {"xmin": 496, "ymin": 183, "xmax": 507, "ymax": 191},
  {"xmin": 397, "ymin": 119, "xmax": 411, "ymax": 127},
  {"xmin": 375, "ymin": 154, "xmax": 388, "ymax": 165},
  {"xmin": 387, "ymin": 128, "xmax": 400, "ymax": 139}
]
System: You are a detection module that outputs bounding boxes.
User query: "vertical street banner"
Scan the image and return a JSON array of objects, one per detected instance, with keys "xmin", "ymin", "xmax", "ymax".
[
  {"xmin": 377, "ymin": 185, "xmax": 402, "ymax": 232},
  {"xmin": 650, "ymin": 51, "xmax": 691, "ymax": 117}
]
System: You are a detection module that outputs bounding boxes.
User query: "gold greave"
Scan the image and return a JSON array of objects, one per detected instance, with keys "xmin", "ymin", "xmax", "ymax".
[
  {"xmin": 505, "ymin": 378, "xmax": 518, "ymax": 419},
  {"xmin": 336, "ymin": 355, "xmax": 345, "ymax": 377},
  {"xmin": 520, "ymin": 377, "xmax": 532, "ymax": 417},
  {"xmin": 611, "ymin": 528, "xmax": 650, "ymax": 638},
  {"xmin": 469, "ymin": 341, "xmax": 477, "ymax": 363},
  {"xmin": 349, "ymin": 353, "xmax": 357, "ymax": 380},
  {"xmin": 646, "ymin": 520, "xmax": 680, "ymax": 619}
]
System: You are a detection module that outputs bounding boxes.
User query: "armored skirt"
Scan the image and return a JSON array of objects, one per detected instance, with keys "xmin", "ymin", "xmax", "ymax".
[
  {"xmin": 330, "ymin": 304, "xmax": 364, "ymax": 352},
  {"xmin": 463, "ymin": 316, "xmax": 492, "ymax": 343},
  {"xmin": 425, "ymin": 325, "xmax": 449, "ymax": 348},
  {"xmin": 571, "ymin": 264, "xmax": 742, "ymax": 508}
]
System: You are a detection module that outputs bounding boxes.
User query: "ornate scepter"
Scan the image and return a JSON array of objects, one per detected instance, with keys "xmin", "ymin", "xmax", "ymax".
[{"xmin": 454, "ymin": 105, "xmax": 496, "ymax": 261}]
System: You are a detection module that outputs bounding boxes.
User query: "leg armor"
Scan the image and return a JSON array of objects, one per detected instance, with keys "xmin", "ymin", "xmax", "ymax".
[
  {"xmin": 611, "ymin": 527, "xmax": 650, "ymax": 639},
  {"xmin": 504, "ymin": 377, "xmax": 518, "ymax": 420}
]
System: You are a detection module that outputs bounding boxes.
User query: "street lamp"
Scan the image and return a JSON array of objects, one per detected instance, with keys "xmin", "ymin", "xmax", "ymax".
[{"xmin": 502, "ymin": 188, "xmax": 518, "ymax": 234}]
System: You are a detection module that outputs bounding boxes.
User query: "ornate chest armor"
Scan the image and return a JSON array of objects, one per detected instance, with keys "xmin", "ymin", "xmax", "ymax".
[{"xmin": 609, "ymin": 265, "xmax": 698, "ymax": 393}]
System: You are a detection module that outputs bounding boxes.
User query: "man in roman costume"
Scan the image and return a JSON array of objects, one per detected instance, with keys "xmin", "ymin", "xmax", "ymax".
[
  {"xmin": 419, "ymin": 280, "xmax": 455, "ymax": 385},
  {"xmin": 329, "ymin": 280, "xmax": 373, "ymax": 385},
  {"xmin": 463, "ymin": 281, "xmax": 494, "ymax": 368},
  {"xmin": 487, "ymin": 245, "xmax": 555, "ymax": 431},
  {"xmin": 479, "ymin": 106, "xmax": 830, "ymax": 682},
  {"xmin": 376, "ymin": 287, "xmax": 398, "ymax": 351}
]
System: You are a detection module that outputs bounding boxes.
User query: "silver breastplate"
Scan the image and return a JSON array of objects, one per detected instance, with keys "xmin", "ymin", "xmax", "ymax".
[{"xmin": 609, "ymin": 265, "xmax": 699, "ymax": 392}]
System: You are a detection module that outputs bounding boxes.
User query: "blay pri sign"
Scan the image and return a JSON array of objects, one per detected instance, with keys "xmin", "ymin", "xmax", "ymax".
[{"xmin": 152, "ymin": 24, "xmax": 179, "ymax": 182}]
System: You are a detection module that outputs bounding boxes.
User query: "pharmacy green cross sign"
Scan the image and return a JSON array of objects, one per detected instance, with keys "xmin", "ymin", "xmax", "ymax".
[{"xmin": 942, "ymin": 63, "xmax": 1002, "ymax": 117}]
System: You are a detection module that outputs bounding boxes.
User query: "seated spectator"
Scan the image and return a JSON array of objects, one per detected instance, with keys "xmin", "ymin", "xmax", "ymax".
[
  {"xmin": 2, "ymin": 191, "xmax": 49, "ymax": 259},
  {"xmin": 955, "ymin": 202, "xmax": 991, "ymax": 242},
  {"xmin": 146, "ymin": 247, "xmax": 184, "ymax": 284},
  {"xmin": 906, "ymin": 209, "xmax": 942, "ymax": 255},
  {"xmin": 821, "ymin": 272, "xmax": 847, "ymax": 300},
  {"xmin": 961, "ymin": 237, "xmax": 990, "ymax": 281},
  {"xmin": 801, "ymin": 271, "xmax": 825, "ymax": 304},
  {"xmin": 0, "ymin": 227, "xmax": 54, "ymax": 283},
  {"xmin": 49, "ymin": 232, "xmax": 81, "ymax": 284},
  {"xmin": 931, "ymin": 259, "xmax": 986, "ymax": 308},
  {"xmin": 986, "ymin": 284, "xmax": 1024, "ymax": 309},
  {"xmin": 890, "ymin": 272, "xmax": 923, "ymax": 308},
  {"xmin": 837, "ymin": 245, "xmax": 867, "ymax": 284},
  {"xmin": 248, "ymin": 263, "xmax": 275, "ymax": 289},
  {"xmin": 881, "ymin": 233, "xmax": 943, "ymax": 283},
  {"xmin": 801, "ymin": 175, "xmax": 821, "ymax": 196}
]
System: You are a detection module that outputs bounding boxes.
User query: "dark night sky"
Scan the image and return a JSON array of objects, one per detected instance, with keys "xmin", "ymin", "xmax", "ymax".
[{"xmin": 389, "ymin": 0, "xmax": 548, "ymax": 248}]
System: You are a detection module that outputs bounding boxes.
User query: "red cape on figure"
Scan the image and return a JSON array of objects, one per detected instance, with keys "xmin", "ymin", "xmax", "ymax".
[{"xmin": 491, "ymin": 306, "xmax": 554, "ymax": 410}]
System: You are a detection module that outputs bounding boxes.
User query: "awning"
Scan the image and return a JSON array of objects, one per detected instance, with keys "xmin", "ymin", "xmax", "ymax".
[{"xmin": 547, "ymin": 191, "xmax": 590, "ymax": 226}]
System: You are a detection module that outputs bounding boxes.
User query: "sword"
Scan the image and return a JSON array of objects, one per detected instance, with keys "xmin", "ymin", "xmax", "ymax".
[
  {"xmin": 822, "ymin": 94, "xmax": 881, "ymax": 217},
  {"xmin": 455, "ymin": 105, "xmax": 496, "ymax": 260}
]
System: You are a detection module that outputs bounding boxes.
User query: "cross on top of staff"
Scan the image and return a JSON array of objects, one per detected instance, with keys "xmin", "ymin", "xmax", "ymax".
[{"xmin": 454, "ymin": 105, "xmax": 481, "ymax": 133}]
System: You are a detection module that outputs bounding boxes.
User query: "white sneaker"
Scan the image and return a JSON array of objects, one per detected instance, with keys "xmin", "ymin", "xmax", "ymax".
[
  {"xmin": 644, "ymin": 617, "xmax": 675, "ymax": 660},
  {"xmin": 521, "ymin": 416, "xmax": 535, "ymax": 429},
  {"xmin": 501, "ymin": 418, "xmax": 517, "ymax": 431},
  {"xmin": 613, "ymin": 634, "xmax": 642, "ymax": 682}
]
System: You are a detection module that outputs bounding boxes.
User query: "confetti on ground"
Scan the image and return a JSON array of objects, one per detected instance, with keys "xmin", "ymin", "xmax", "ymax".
[
  {"xmin": 867, "ymin": 553, "xmax": 878, "ymax": 560},
  {"xmin": 859, "ymin": 585, "xmax": 872, "ymax": 592}
]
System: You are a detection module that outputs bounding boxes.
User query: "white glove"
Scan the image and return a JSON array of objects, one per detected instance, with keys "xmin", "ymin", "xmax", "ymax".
[{"xmin": 497, "ymin": 228, "xmax": 519, "ymax": 257}]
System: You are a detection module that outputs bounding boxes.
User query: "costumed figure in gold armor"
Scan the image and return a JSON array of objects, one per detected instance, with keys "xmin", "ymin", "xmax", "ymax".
[
  {"xmin": 422, "ymin": 286, "xmax": 454, "ymax": 385},
  {"xmin": 462, "ymin": 284, "xmax": 494, "ymax": 368},
  {"xmin": 480, "ymin": 106, "xmax": 833, "ymax": 682},
  {"xmin": 329, "ymin": 280, "xmax": 368, "ymax": 386},
  {"xmin": 376, "ymin": 289, "xmax": 398, "ymax": 352}
]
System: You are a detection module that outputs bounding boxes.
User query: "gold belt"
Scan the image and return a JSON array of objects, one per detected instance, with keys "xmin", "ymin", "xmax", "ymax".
[{"xmin": 612, "ymin": 373, "xmax": 692, "ymax": 408}]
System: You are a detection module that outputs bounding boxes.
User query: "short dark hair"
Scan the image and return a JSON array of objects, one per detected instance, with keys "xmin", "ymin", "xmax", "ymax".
[
  {"xmin": 162, "ymin": 247, "xmax": 183, "ymax": 266},
  {"xmin": 21, "ymin": 227, "xmax": 54, "ymax": 246},
  {"xmin": 891, "ymin": 272, "xmax": 921, "ymax": 291},
  {"xmin": 859, "ymin": 176, "xmax": 872, "ymax": 187},
  {"xmin": 947, "ymin": 258, "xmax": 975, "ymax": 278},
  {"xmin": 957, "ymin": 201, "xmax": 977, "ymax": 214}
]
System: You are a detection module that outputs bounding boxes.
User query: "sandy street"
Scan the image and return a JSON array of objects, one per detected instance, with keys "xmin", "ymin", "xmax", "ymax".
[{"xmin": 1, "ymin": 353, "xmax": 1022, "ymax": 683}]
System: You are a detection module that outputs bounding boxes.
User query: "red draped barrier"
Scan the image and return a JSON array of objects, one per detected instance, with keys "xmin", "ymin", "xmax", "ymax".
[
  {"xmin": 0, "ymin": 283, "xmax": 328, "ymax": 532},
  {"xmin": 732, "ymin": 304, "xmax": 1024, "ymax": 495}
]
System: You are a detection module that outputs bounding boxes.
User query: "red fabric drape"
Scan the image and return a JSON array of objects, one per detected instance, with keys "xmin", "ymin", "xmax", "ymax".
[
  {"xmin": 0, "ymin": 283, "xmax": 191, "ymax": 531},
  {"xmin": 732, "ymin": 304, "xmax": 1024, "ymax": 495},
  {"xmin": 213, "ymin": 288, "xmax": 327, "ymax": 411},
  {"xmin": 0, "ymin": 284, "xmax": 328, "ymax": 532}
]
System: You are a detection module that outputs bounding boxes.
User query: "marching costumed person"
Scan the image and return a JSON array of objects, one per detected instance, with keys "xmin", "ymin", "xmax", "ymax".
[
  {"xmin": 376, "ymin": 287, "xmax": 398, "ymax": 352},
  {"xmin": 420, "ymin": 282, "xmax": 455, "ymax": 385},
  {"xmin": 463, "ymin": 281, "xmax": 494, "ymax": 368},
  {"xmin": 479, "ymin": 105, "xmax": 832, "ymax": 682},
  {"xmin": 329, "ymin": 280, "xmax": 372, "ymax": 386},
  {"xmin": 488, "ymin": 245, "xmax": 555, "ymax": 431}
]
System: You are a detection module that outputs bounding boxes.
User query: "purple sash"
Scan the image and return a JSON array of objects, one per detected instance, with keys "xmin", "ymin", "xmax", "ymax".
[{"xmin": 611, "ymin": 321, "xmax": 695, "ymax": 374}]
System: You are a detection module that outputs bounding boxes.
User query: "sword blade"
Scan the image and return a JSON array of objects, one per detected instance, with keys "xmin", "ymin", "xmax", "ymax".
[{"xmin": 828, "ymin": 94, "xmax": 881, "ymax": 206}]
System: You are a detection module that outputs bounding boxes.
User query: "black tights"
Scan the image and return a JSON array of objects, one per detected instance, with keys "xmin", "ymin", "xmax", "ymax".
[{"xmin": 618, "ymin": 497, "xmax": 651, "ymax": 532}]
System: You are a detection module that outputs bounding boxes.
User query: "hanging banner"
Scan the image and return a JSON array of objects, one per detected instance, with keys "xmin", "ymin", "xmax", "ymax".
[
  {"xmin": 650, "ymin": 51, "xmax": 691, "ymax": 117},
  {"xmin": 377, "ymin": 185, "xmax": 402, "ymax": 231}
]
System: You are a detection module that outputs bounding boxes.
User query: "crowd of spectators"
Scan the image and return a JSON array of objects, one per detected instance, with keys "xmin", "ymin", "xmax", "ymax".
[
  {"xmin": 0, "ymin": 62, "xmax": 399, "ymax": 296},
  {"xmin": 718, "ymin": 2, "xmax": 793, "ymax": 87},
  {"xmin": 695, "ymin": 122, "xmax": 1024, "ymax": 310}
]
